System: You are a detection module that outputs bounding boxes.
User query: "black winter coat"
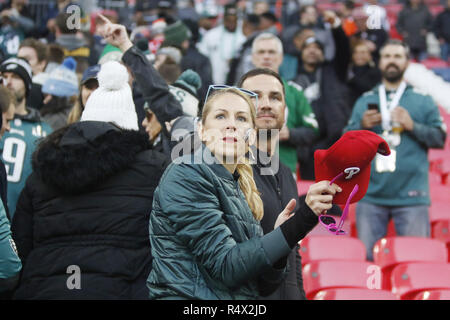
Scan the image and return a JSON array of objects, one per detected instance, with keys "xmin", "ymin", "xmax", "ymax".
[
  {"xmin": 252, "ymin": 152, "xmax": 317, "ymax": 300},
  {"xmin": 297, "ymin": 63, "xmax": 352, "ymax": 180},
  {"xmin": 11, "ymin": 121, "xmax": 169, "ymax": 299},
  {"xmin": 347, "ymin": 64, "xmax": 382, "ymax": 108}
]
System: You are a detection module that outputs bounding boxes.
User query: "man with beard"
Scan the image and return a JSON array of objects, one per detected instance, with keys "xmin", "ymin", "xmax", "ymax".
[
  {"xmin": 0, "ymin": 57, "xmax": 51, "ymax": 218},
  {"xmin": 238, "ymin": 68, "xmax": 341, "ymax": 299},
  {"xmin": 344, "ymin": 40, "xmax": 447, "ymax": 261},
  {"xmin": 250, "ymin": 33, "xmax": 318, "ymax": 176}
]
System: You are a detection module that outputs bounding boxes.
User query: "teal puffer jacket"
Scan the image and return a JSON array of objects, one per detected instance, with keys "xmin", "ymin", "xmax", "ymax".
[{"xmin": 147, "ymin": 147, "xmax": 291, "ymax": 300}]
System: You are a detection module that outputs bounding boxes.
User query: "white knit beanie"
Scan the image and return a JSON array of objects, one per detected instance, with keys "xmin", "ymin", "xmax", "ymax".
[{"xmin": 80, "ymin": 61, "xmax": 138, "ymax": 130}]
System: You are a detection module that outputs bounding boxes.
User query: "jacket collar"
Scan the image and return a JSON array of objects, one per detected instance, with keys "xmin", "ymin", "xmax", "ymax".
[
  {"xmin": 15, "ymin": 107, "xmax": 42, "ymax": 122},
  {"xmin": 192, "ymin": 144, "xmax": 239, "ymax": 182}
]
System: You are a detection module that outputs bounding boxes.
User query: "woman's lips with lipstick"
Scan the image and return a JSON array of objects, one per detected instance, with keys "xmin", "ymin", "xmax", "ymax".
[{"xmin": 223, "ymin": 137, "xmax": 237, "ymax": 143}]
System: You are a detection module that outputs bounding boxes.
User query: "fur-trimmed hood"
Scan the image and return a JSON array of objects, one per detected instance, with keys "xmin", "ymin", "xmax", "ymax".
[{"xmin": 32, "ymin": 121, "xmax": 152, "ymax": 194}]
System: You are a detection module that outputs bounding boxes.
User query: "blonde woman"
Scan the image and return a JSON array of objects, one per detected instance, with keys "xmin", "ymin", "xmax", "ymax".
[{"xmin": 147, "ymin": 87, "xmax": 338, "ymax": 299}]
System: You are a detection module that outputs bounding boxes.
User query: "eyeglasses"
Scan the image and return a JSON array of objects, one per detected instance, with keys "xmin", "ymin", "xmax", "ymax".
[
  {"xmin": 318, "ymin": 172, "xmax": 359, "ymax": 235},
  {"xmin": 205, "ymin": 85, "xmax": 258, "ymax": 107}
]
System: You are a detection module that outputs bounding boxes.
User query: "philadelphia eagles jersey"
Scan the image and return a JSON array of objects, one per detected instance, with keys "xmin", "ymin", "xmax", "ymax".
[{"xmin": 1, "ymin": 108, "xmax": 52, "ymax": 218}]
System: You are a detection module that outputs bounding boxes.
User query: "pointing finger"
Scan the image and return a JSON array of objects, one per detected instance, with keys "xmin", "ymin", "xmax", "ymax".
[{"xmin": 98, "ymin": 13, "xmax": 111, "ymax": 25}]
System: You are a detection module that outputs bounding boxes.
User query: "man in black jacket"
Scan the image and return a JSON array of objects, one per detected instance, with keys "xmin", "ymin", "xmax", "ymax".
[
  {"xmin": 293, "ymin": 13, "xmax": 352, "ymax": 180},
  {"xmin": 238, "ymin": 68, "xmax": 328, "ymax": 300}
]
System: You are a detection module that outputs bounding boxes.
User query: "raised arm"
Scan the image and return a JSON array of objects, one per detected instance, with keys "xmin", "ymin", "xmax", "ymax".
[{"xmin": 97, "ymin": 15, "xmax": 183, "ymax": 125}]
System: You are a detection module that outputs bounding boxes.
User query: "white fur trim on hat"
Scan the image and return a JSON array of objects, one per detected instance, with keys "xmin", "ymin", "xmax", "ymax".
[{"xmin": 81, "ymin": 61, "xmax": 138, "ymax": 130}]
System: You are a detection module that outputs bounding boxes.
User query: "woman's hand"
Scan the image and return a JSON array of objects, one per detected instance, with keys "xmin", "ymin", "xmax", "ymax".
[
  {"xmin": 274, "ymin": 199, "xmax": 296, "ymax": 229},
  {"xmin": 305, "ymin": 181, "xmax": 342, "ymax": 216},
  {"xmin": 97, "ymin": 14, "xmax": 133, "ymax": 53}
]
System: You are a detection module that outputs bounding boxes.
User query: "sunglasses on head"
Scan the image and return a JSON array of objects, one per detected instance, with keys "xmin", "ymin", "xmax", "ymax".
[
  {"xmin": 318, "ymin": 171, "xmax": 359, "ymax": 235},
  {"xmin": 205, "ymin": 85, "xmax": 258, "ymax": 106}
]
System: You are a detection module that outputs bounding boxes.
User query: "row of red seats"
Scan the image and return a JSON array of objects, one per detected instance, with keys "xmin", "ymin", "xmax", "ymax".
[{"xmin": 299, "ymin": 236, "xmax": 450, "ymax": 300}]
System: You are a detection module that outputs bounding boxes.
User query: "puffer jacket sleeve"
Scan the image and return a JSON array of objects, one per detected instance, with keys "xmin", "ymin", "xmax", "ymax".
[
  {"xmin": 121, "ymin": 46, "xmax": 184, "ymax": 125},
  {"xmin": 158, "ymin": 163, "xmax": 292, "ymax": 290}
]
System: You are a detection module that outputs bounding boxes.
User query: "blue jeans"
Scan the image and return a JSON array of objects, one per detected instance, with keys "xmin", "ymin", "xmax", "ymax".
[{"xmin": 356, "ymin": 202, "xmax": 430, "ymax": 261}]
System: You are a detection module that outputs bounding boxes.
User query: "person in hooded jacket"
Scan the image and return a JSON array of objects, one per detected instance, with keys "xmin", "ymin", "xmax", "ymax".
[{"xmin": 11, "ymin": 60, "xmax": 169, "ymax": 299}]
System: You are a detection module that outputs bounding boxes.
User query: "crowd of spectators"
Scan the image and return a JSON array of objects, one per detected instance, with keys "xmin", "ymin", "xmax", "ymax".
[{"xmin": 0, "ymin": 0, "xmax": 448, "ymax": 300}]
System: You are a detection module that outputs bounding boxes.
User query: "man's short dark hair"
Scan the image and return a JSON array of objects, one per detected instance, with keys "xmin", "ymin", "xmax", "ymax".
[
  {"xmin": 379, "ymin": 39, "xmax": 410, "ymax": 59},
  {"xmin": 299, "ymin": 4, "xmax": 316, "ymax": 15},
  {"xmin": 47, "ymin": 43, "xmax": 65, "ymax": 64},
  {"xmin": 19, "ymin": 38, "xmax": 48, "ymax": 63},
  {"xmin": 245, "ymin": 13, "xmax": 260, "ymax": 28},
  {"xmin": 344, "ymin": 0, "xmax": 355, "ymax": 10},
  {"xmin": 237, "ymin": 68, "xmax": 285, "ymax": 97},
  {"xmin": 56, "ymin": 13, "xmax": 78, "ymax": 34},
  {"xmin": 260, "ymin": 12, "xmax": 278, "ymax": 24}
]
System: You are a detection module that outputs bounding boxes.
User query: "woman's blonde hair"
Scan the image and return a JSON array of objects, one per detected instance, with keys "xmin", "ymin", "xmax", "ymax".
[
  {"xmin": 201, "ymin": 88, "xmax": 264, "ymax": 221},
  {"xmin": 67, "ymin": 96, "xmax": 83, "ymax": 125}
]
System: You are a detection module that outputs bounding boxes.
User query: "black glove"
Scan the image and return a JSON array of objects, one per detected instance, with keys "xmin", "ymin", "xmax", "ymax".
[{"xmin": 279, "ymin": 198, "xmax": 318, "ymax": 248}]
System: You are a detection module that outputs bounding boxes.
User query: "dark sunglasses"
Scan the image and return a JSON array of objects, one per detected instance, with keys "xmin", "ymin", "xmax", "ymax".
[{"xmin": 205, "ymin": 85, "xmax": 258, "ymax": 107}]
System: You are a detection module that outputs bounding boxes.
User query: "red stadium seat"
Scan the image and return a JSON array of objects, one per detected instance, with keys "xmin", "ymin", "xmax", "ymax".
[
  {"xmin": 347, "ymin": 203, "xmax": 357, "ymax": 237},
  {"xmin": 447, "ymin": 241, "xmax": 450, "ymax": 262},
  {"xmin": 391, "ymin": 262, "xmax": 450, "ymax": 300},
  {"xmin": 413, "ymin": 289, "xmax": 450, "ymax": 300},
  {"xmin": 429, "ymin": 201, "xmax": 450, "ymax": 224},
  {"xmin": 299, "ymin": 236, "xmax": 366, "ymax": 265},
  {"xmin": 373, "ymin": 237, "xmax": 448, "ymax": 290},
  {"xmin": 296, "ymin": 180, "xmax": 314, "ymax": 196},
  {"xmin": 432, "ymin": 219, "xmax": 450, "ymax": 243},
  {"xmin": 429, "ymin": 182, "xmax": 450, "ymax": 203},
  {"xmin": 429, "ymin": 5, "xmax": 445, "ymax": 16},
  {"xmin": 421, "ymin": 58, "xmax": 449, "ymax": 70},
  {"xmin": 316, "ymin": 3, "xmax": 340, "ymax": 12},
  {"xmin": 385, "ymin": 4, "xmax": 403, "ymax": 16},
  {"xmin": 303, "ymin": 260, "xmax": 374, "ymax": 299},
  {"xmin": 313, "ymin": 288, "xmax": 398, "ymax": 300},
  {"xmin": 424, "ymin": 0, "xmax": 442, "ymax": 5}
]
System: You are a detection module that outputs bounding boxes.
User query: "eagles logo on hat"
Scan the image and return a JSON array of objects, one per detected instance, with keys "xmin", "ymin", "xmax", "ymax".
[
  {"xmin": 0, "ymin": 57, "xmax": 33, "ymax": 96},
  {"xmin": 314, "ymin": 130, "xmax": 390, "ymax": 205}
]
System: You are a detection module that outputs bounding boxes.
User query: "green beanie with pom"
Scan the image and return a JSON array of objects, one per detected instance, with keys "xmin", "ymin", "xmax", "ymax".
[{"xmin": 169, "ymin": 69, "xmax": 202, "ymax": 117}]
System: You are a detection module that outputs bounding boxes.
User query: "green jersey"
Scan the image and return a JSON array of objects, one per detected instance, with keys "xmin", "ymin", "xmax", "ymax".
[
  {"xmin": 344, "ymin": 84, "xmax": 446, "ymax": 206},
  {"xmin": 1, "ymin": 109, "xmax": 52, "ymax": 217},
  {"xmin": 279, "ymin": 79, "xmax": 319, "ymax": 173}
]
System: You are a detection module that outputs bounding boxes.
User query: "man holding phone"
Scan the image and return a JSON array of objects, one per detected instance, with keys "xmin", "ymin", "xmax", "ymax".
[{"xmin": 344, "ymin": 40, "xmax": 446, "ymax": 261}]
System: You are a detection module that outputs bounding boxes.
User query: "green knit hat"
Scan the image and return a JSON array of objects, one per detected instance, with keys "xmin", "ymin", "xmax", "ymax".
[
  {"xmin": 168, "ymin": 69, "xmax": 201, "ymax": 117},
  {"xmin": 162, "ymin": 21, "xmax": 192, "ymax": 48},
  {"xmin": 98, "ymin": 44, "xmax": 123, "ymax": 65}
]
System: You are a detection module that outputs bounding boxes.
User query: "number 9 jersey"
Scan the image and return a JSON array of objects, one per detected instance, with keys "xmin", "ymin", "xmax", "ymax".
[{"xmin": 1, "ymin": 108, "xmax": 52, "ymax": 219}]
